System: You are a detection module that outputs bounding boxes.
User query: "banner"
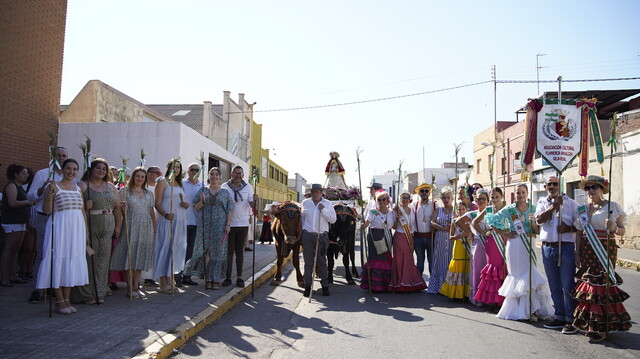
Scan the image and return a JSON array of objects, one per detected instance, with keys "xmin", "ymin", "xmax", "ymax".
[{"xmin": 536, "ymin": 104, "xmax": 582, "ymax": 172}]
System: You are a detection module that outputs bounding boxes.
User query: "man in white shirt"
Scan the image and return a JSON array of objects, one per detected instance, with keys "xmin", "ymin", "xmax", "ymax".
[
  {"xmin": 26, "ymin": 146, "xmax": 68, "ymax": 303},
  {"xmin": 179, "ymin": 163, "xmax": 203, "ymax": 286},
  {"xmin": 535, "ymin": 176, "xmax": 579, "ymax": 334},
  {"xmin": 363, "ymin": 182, "xmax": 383, "ymax": 216},
  {"xmin": 301, "ymin": 184, "xmax": 337, "ymax": 297},
  {"xmin": 221, "ymin": 165, "xmax": 258, "ymax": 288},
  {"xmin": 413, "ymin": 183, "xmax": 437, "ymax": 275}
]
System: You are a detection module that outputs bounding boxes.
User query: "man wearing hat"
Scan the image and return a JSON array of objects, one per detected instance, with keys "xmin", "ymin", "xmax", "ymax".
[
  {"xmin": 301, "ymin": 184, "xmax": 337, "ymax": 297},
  {"xmin": 364, "ymin": 182, "xmax": 383, "ymax": 216},
  {"xmin": 414, "ymin": 183, "xmax": 438, "ymax": 275},
  {"xmin": 535, "ymin": 176, "xmax": 579, "ymax": 334}
]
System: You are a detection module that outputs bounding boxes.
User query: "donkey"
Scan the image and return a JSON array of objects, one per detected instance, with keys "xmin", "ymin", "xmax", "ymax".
[
  {"xmin": 270, "ymin": 201, "xmax": 304, "ymax": 287},
  {"xmin": 328, "ymin": 203, "xmax": 359, "ymax": 285}
]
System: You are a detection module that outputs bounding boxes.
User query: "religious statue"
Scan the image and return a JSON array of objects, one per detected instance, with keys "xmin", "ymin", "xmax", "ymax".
[{"xmin": 324, "ymin": 151, "xmax": 348, "ymax": 189}]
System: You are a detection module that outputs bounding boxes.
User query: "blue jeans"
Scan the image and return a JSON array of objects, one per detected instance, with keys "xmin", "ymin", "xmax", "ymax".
[
  {"xmin": 542, "ymin": 243, "xmax": 577, "ymax": 322},
  {"xmin": 414, "ymin": 235, "xmax": 433, "ymax": 275}
]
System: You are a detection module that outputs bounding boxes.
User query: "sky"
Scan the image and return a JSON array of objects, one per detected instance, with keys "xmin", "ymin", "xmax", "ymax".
[{"xmin": 60, "ymin": 0, "xmax": 640, "ymax": 187}]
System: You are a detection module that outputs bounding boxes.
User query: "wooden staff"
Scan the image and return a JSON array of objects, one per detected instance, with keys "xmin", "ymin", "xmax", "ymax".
[
  {"xmin": 168, "ymin": 160, "xmax": 178, "ymax": 296},
  {"xmin": 250, "ymin": 172, "xmax": 258, "ymax": 298},
  {"xmin": 528, "ymin": 175, "xmax": 534, "ymax": 322},
  {"xmin": 355, "ymin": 148, "xmax": 371, "ymax": 296},
  {"xmin": 604, "ymin": 112, "xmax": 619, "ymax": 340},
  {"xmin": 197, "ymin": 152, "xmax": 208, "ymax": 289},
  {"xmin": 309, "ymin": 212, "xmax": 323, "ymax": 303},
  {"xmin": 85, "ymin": 179, "xmax": 100, "ymax": 306},
  {"xmin": 120, "ymin": 156, "xmax": 133, "ymax": 300}
]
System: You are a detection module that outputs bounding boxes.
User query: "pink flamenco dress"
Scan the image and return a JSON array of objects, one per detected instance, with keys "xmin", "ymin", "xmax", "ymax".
[{"xmin": 474, "ymin": 213, "xmax": 506, "ymax": 305}]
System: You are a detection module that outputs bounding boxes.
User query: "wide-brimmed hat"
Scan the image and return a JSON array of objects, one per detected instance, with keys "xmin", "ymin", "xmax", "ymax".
[
  {"xmin": 367, "ymin": 182, "xmax": 383, "ymax": 190},
  {"xmin": 414, "ymin": 183, "xmax": 433, "ymax": 194},
  {"xmin": 579, "ymin": 175, "xmax": 609, "ymax": 194},
  {"xmin": 309, "ymin": 183, "xmax": 325, "ymax": 192}
]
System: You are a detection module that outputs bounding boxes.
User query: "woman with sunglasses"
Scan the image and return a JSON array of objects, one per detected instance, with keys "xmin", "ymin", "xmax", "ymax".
[
  {"xmin": 360, "ymin": 190, "xmax": 395, "ymax": 292},
  {"xmin": 427, "ymin": 186, "xmax": 454, "ymax": 294},
  {"xmin": 571, "ymin": 175, "xmax": 631, "ymax": 342},
  {"xmin": 390, "ymin": 192, "xmax": 427, "ymax": 292},
  {"xmin": 493, "ymin": 183, "xmax": 553, "ymax": 321},
  {"xmin": 472, "ymin": 187, "xmax": 507, "ymax": 310}
]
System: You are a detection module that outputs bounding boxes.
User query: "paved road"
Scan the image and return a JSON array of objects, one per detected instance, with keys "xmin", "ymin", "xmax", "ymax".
[{"xmin": 174, "ymin": 248, "xmax": 640, "ymax": 359}]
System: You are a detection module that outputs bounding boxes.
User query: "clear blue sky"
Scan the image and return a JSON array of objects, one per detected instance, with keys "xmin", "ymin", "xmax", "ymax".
[{"xmin": 61, "ymin": 0, "xmax": 640, "ymax": 186}]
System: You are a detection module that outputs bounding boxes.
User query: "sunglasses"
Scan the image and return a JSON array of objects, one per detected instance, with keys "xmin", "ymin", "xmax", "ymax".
[
  {"xmin": 546, "ymin": 182, "xmax": 559, "ymax": 187},
  {"xmin": 584, "ymin": 184, "xmax": 601, "ymax": 191},
  {"xmin": 401, "ymin": 197, "xmax": 411, "ymax": 200},
  {"xmin": 377, "ymin": 198, "xmax": 389, "ymax": 202},
  {"xmin": 189, "ymin": 168, "xmax": 199, "ymax": 172},
  {"xmin": 419, "ymin": 189, "xmax": 430, "ymax": 193}
]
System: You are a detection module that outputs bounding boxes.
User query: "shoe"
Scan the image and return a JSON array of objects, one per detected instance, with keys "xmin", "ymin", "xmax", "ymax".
[
  {"xmin": 322, "ymin": 286, "xmax": 330, "ymax": 296},
  {"xmin": 244, "ymin": 247, "xmax": 253, "ymax": 251},
  {"xmin": 182, "ymin": 277, "xmax": 198, "ymax": 286},
  {"xmin": 109, "ymin": 283, "xmax": 118, "ymax": 290},
  {"xmin": 126, "ymin": 290, "xmax": 139, "ymax": 299},
  {"xmin": 543, "ymin": 319, "xmax": 567, "ymax": 329},
  {"xmin": 221, "ymin": 278, "xmax": 232, "ymax": 287},
  {"xmin": 84, "ymin": 299, "xmax": 96, "ymax": 305},
  {"xmin": 145, "ymin": 279, "xmax": 159, "ymax": 287},
  {"xmin": 175, "ymin": 273, "xmax": 183, "ymax": 287},
  {"xmin": 64, "ymin": 300, "xmax": 77, "ymax": 313},
  {"xmin": 212, "ymin": 283, "xmax": 221, "ymax": 290},
  {"xmin": 175, "ymin": 280, "xmax": 183, "ymax": 288},
  {"xmin": 28, "ymin": 291, "xmax": 41, "ymax": 303},
  {"xmin": 0, "ymin": 281, "xmax": 13, "ymax": 287},
  {"xmin": 98, "ymin": 297, "xmax": 105, "ymax": 304},
  {"xmin": 588, "ymin": 333, "xmax": 605, "ymax": 343},
  {"xmin": 55, "ymin": 301, "xmax": 72, "ymax": 315},
  {"xmin": 562, "ymin": 324, "xmax": 578, "ymax": 334},
  {"xmin": 10, "ymin": 278, "xmax": 28, "ymax": 284},
  {"xmin": 106, "ymin": 289, "xmax": 113, "ymax": 296},
  {"xmin": 136, "ymin": 290, "xmax": 146, "ymax": 298},
  {"xmin": 303, "ymin": 286, "xmax": 311, "ymax": 297},
  {"xmin": 237, "ymin": 279, "xmax": 245, "ymax": 288}
]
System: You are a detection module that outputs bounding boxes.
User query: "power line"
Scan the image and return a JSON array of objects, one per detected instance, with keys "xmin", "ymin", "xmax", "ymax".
[
  {"xmin": 252, "ymin": 80, "xmax": 492, "ymax": 113},
  {"xmin": 232, "ymin": 76, "xmax": 640, "ymax": 114}
]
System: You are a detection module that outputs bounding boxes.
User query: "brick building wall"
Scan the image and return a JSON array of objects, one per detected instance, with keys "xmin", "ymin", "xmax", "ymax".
[{"xmin": 0, "ymin": 0, "xmax": 67, "ymax": 188}]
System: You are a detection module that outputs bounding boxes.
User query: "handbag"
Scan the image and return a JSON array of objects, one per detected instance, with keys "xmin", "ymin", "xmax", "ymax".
[{"xmin": 373, "ymin": 235, "xmax": 389, "ymax": 255}]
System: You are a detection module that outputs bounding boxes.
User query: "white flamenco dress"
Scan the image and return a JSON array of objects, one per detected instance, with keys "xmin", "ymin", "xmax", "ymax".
[{"xmin": 494, "ymin": 205, "xmax": 554, "ymax": 320}]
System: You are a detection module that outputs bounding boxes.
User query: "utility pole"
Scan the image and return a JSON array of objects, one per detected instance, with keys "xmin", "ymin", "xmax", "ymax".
[{"xmin": 536, "ymin": 53, "xmax": 547, "ymax": 95}]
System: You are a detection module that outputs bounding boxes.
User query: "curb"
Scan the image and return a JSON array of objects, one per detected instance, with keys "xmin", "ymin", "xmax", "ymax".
[{"xmin": 132, "ymin": 256, "xmax": 289, "ymax": 359}]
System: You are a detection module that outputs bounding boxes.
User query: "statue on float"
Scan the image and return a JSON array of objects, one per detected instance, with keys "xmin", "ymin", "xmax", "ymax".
[{"xmin": 324, "ymin": 151, "xmax": 348, "ymax": 189}]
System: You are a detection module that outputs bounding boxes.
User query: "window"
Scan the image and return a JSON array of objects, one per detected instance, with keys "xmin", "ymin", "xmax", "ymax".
[
  {"xmin": 501, "ymin": 157, "xmax": 507, "ymax": 174},
  {"xmin": 476, "ymin": 159, "xmax": 482, "ymax": 174}
]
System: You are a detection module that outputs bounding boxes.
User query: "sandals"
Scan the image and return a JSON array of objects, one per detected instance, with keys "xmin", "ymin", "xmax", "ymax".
[
  {"xmin": 206, "ymin": 281, "xmax": 213, "ymax": 290},
  {"xmin": 64, "ymin": 299, "xmax": 77, "ymax": 313},
  {"xmin": 55, "ymin": 301, "xmax": 72, "ymax": 315}
]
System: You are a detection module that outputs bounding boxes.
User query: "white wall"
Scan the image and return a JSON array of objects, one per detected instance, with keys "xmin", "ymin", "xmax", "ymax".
[
  {"xmin": 622, "ymin": 129, "xmax": 640, "ymax": 216},
  {"xmin": 58, "ymin": 122, "xmax": 248, "ymax": 178}
]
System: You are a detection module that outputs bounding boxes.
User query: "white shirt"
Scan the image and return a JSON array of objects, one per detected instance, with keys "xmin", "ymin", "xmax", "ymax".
[
  {"xmin": 222, "ymin": 181, "xmax": 254, "ymax": 227},
  {"xmin": 395, "ymin": 206, "xmax": 415, "ymax": 234},
  {"xmin": 27, "ymin": 168, "xmax": 64, "ymax": 213},
  {"xmin": 535, "ymin": 194, "xmax": 579, "ymax": 243},
  {"xmin": 365, "ymin": 208, "xmax": 396, "ymax": 229},
  {"xmin": 183, "ymin": 179, "xmax": 203, "ymax": 225},
  {"xmin": 301, "ymin": 198, "xmax": 336, "ymax": 233},
  {"xmin": 414, "ymin": 200, "xmax": 436, "ymax": 233}
]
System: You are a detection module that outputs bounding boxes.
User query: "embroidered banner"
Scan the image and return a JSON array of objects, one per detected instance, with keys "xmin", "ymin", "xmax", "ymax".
[{"xmin": 536, "ymin": 104, "xmax": 582, "ymax": 172}]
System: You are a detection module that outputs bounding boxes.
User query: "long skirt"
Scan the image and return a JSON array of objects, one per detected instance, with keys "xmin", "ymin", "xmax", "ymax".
[
  {"xmin": 389, "ymin": 232, "xmax": 427, "ymax": 293},
  {"xmin": 440, "ymin": 239, "xmax": 470, "ymax": 299},
  {"xmin": 469, "ymin": 236, "xmax": 487, "ymax": 305},
  {"xmin": 474, "ymin": 234, "xmax": 506, "ymax": 305},
  {"xmin": 572, "ymin": 230, "xmax": 631, "ymax": 333},
  {"xmin": 360, "ymin": 228, "xmax": 392, "ymax": 292},
  {"xmin": 427, "ymin": 229, "xmax": 452, "ymax": 293}
]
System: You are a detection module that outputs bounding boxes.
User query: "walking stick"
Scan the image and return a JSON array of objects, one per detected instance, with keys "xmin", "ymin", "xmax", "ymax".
[
  {"xmin": 604, "ymin": 112, "xmax": 619, "ymax": 340},
  {"xmin": 85, "ymin": 180, "xmax": 100, "ymax": 306},
  {"xmin": 355, "ymin": 148, "xmax": 371, "ymax": 296},
  {"xmin": 197, "ymin": 152, "xmax": 208, "ymax": 289},
  {"xmin": 528, "ymin": 174, "xmax": 534, "ymax": 322},
  {"xmin": 78, "ymin": 137, "xmax": 99, "ymax": 306},
  {"xmin": 250, "ymin": 172, "xmax": 258, "ymax": 298},
  {"xmin": 48, "ymin": 193, "xmax": 54, "ymax": 318},
  {"xmin": 557, "ymin": 171, "xmax": 564, "ymax": 267},
  {"xmin": 309, "ymin": 212, "xmax": 323, "ymax": 303},
  {"xmin": 167, "ymin": 159, "xmax": 178, "ymax": 296},
  {"xmin": 120, "ymin": 156, "xmax": 133, "ymax": 300}
]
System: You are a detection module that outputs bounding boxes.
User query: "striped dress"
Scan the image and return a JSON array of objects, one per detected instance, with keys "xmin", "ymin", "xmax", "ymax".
[{"xmin": 427, "ymin": 207, "xmax": 453, "ymax": 293}]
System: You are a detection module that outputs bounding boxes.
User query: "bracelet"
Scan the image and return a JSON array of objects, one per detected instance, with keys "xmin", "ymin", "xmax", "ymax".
[{"xmin": 164, "ymin": 213, "xmax": 170, "ymax": 219}]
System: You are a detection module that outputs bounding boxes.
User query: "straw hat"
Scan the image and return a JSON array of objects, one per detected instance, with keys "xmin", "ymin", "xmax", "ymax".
[
  {"xmin": 579, "ymin": 175, "xmax": 609, "ymax": 194},
  {"xmin": 414, "ymin": 183, "xmax": 433, "ymax": 194}
]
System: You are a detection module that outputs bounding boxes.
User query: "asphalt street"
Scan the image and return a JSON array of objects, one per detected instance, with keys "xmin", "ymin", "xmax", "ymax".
[{"xmin": 173, "ymin": 248, "xmax": 640, "ymax": 359}]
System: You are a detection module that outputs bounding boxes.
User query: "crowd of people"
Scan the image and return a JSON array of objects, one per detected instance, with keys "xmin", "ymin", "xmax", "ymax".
[
  {"xmin": 0, "ymin": 149, "xmax": 632, "ymax": 343},
  {"xmin": 0, "ymin": 147, "xmax": 257, "ymax": 315},
  {"xmin": 357, "ymin": 176, "xmax": 631, "ymax": 343}
]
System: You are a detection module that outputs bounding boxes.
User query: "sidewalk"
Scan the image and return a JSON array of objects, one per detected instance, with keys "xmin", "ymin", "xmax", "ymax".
[{"xmin": 0, "ymin": 243, "xmax": 279, "ymax": 359}]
